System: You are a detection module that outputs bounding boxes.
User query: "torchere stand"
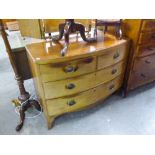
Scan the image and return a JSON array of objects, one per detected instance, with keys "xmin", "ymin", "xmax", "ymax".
[{"xmin": 0, "ymin": 20, "xmax": 41, "ymax": 131}]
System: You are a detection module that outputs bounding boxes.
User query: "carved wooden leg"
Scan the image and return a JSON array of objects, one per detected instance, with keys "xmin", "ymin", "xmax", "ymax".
[
  {"xmin": 47, "ymin": 116, "xmax": 55, "ymax": 129},
  {"xmin": 60, "ymin": 22, "xmax": 71, "ymax": 56},
  {"xmin": 16, "ymin": 100, "xmax": 30, "ymax": 131},
  {"xmin": 77, "ymin": 23, "xmax": 96, "ymax": 43},
  {"xmin": 16, "ymin": 99, "xmax": 41, "ymax": 131},
  {"xmin": 29, "ymin": 99, "xmax": 41, "ymax": 111}
]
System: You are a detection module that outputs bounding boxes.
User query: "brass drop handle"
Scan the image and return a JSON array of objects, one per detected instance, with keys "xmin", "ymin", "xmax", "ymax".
[
  {"xmin": 111, "ymin": 69, "xmax": 117, "ymax": 74},
  {"xmin": 113, "ymin": 52, "xmax": 120, "ymax": 59},
  {"xmin": 145, "ymin": 60, "xmax": 151, "ymax": 64},
  {"xmin": 64, "ymin": 65, "xmax": 78, "ymax": 73},
  {"xmin": 66, "ymin": 83, "xmax": 75, "ymax": 89},
  {"xmin": 67, "ymin": 100, "xmax": 76, "ymax": 106},
  {"xmin": 109, "ymin": 84, "xmax": 115, "ymax": 90}
]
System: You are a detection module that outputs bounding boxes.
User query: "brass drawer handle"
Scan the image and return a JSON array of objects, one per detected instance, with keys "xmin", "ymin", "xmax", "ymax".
[
  {"xmin": 63, "ymin": 65, "xmax": 78, "ymax": 73},
  {"xmin": 109, "ymin": 84, "xmax": 115, "ymax": 90},
  {"xmin": 67, "ymin": 100, "xmax": 76, "ymax": 106},
  {"xmin": 113, "ymin": 52, "xmax": 120, "ymax": 59},
  {"xmin": 111, "ymin": 69, "xmax": 117, "ymax": 74},
  {"xmin": 141, "ymin": 73, "xmax": 146, "ymax": 78},
  {"xmin": 83, "ymin": 57, "xmax": 94, "ymax": 63},
  {"xmin": 66, "ymin": 83, "xmax": 75, "ymax": 89},
  {"xmin": 145, "ymin": 60, "xmax": 151, "ymax": 64}
]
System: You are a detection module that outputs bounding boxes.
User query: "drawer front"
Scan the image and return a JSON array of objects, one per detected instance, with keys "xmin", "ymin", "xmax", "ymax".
[
  {"xmin": 43, "ymin": 61, "xmax": 125, "ymax": 99},
  {"xmin": 133, "ymin": 55, "xmax": 155, "ymax": 71},
  {"xmin": 141, "ymin": 20, "xmax": 155, "ymax": 32},
  {"xmin": 46, "ymin": 76, "xmax": 123, "ymax": 116},
  {"xmin": 129, "ymin": 55, "xmax": 155, "ymax": 89},
  {"xmin": 40, "ymin": 57, "xmax": 96, "ymax": 82},
  {"xmin": 98, "ymin": 45, "xmax": 127, "ymax": 70},
  {"xmin": 137, "ymin": 44, "xmax": 155, "ymax": 57},
  {"xmin": 138, "ymin": 31, "xmax": 155, "ymax": 44}
]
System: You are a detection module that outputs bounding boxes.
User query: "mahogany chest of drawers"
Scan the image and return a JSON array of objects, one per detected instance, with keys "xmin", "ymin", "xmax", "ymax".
[
  {"xmin": 122, "ymin": 19, "xmax": 155, "ymax": 95},
  {"xmin": 26, "ymin": 32, "xmax": 129, "ymax": 129}
]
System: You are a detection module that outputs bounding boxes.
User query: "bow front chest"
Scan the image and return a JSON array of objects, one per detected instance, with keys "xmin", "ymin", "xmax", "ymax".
[{"xmin": 26, "ymin": 32, "xmax": 129, "ymax": 129}]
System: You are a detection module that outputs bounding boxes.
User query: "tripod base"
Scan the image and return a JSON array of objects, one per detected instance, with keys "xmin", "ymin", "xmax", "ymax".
[
  {"xmin": 16, "ymin": 99, "xmax": 41, "ymax": 131},
  {"xmin": 52, "ymin": 19, "xmax": 96, "ymax": 56}
]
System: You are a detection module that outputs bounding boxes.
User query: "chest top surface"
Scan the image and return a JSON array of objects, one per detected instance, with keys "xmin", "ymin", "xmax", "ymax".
[{"xmin": 26, "ymin": 31, "xmax": 127, "ymax": 64}]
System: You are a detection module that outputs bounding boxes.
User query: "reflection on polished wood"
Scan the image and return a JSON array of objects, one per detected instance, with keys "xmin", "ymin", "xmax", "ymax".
[{"xmin": 26, "ymin": 31, "xmax": 127, "ymax": 64}]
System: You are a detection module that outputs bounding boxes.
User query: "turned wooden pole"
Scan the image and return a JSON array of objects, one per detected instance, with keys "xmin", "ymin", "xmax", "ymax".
[{"xmin": 0, "ymin": 19, "xmax": 30, "ymax": 101}]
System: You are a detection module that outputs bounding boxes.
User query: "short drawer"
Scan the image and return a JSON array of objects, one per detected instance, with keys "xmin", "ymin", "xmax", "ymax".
[
  {"xmin": 137, "ymin": 44, "xmax": 155, "ymax": 57},
  {"xmin": 46, "ymin": 76, "xmax": 123, "ymax": 116},
  {"xmin": 40, "ymin": 57, "xmax": 96, "ymax": 82},
  {"xmin": 138, "ymin": 31, "xmax": 155, "ymax": 44},
  {"xmin": 43, "ymin": 61, "xmax": 125, "ymax": 99},
  {"xmin": 129, "ymin": 55, "xmax": 155, "ymax": 89},
  {"xmin": 98, "ymin": 45, "xmax": 127, "ymax": 70},
  {"xmin": 141, "ymin": 20, "xmax": 155, "ymax": 32}
]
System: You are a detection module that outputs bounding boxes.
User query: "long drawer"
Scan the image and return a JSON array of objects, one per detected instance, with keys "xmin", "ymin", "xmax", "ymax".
[
  {"xmin": 138, "ymin": 31, "xmax": 155, "ymax": 44},
  {"xmin": 39, "ymin": 57, "xmax": 96, "ymax": 82},
  {"xmin": 43, "ymin": 61, "xmax": 125, "ymax": 99},
  {"xmin": 98, "ymin": 45, "xmax": 127, "ymax": 70},
  {"xmin": 137, "ymin": 44, "xmax": 155, "ymax": 57},
  {"xmin": 129, "ymin": 55, "xmax": 155, "ymax": 89},
  {"xmin": 46, "ymin": 76, "xmax": 123, "ymax": 116},
  {"xmin": 141, "ymin": 20, "xmax": 155, "ymax": 32}
]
